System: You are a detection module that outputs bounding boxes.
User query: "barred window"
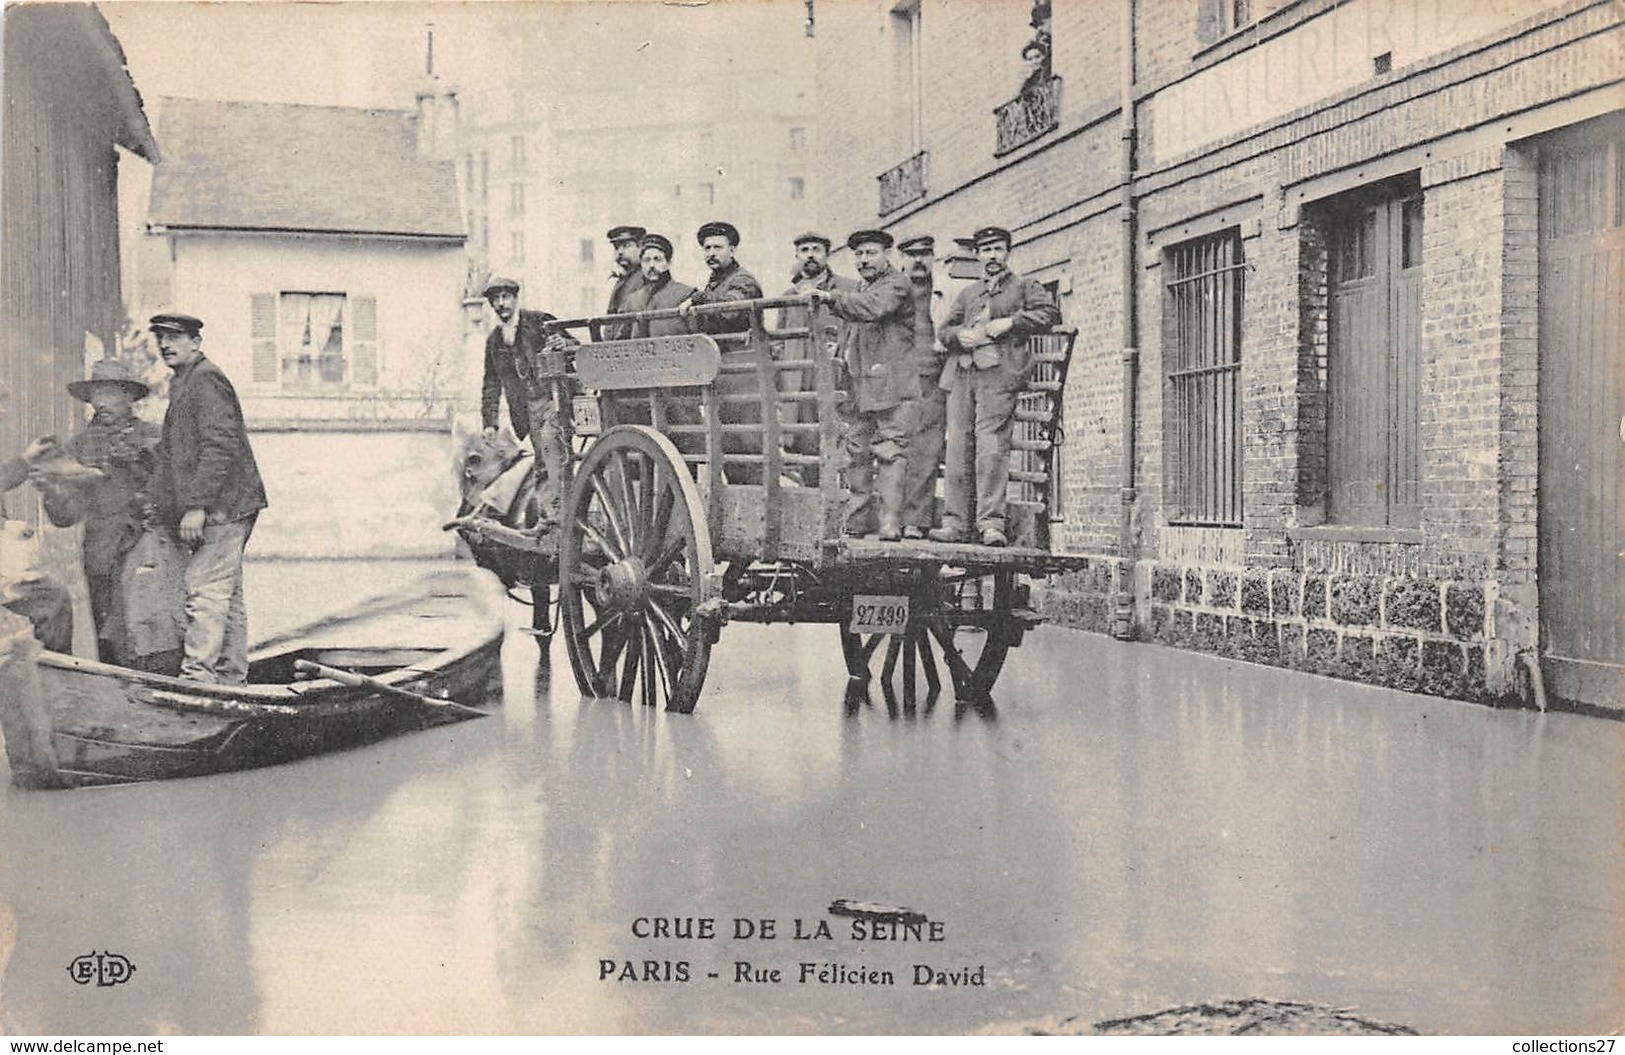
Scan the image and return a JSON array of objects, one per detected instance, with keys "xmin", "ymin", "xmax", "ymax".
[{"xmin": 1163, "ymin": 229, "xmax": 1244, "ymax": 526}]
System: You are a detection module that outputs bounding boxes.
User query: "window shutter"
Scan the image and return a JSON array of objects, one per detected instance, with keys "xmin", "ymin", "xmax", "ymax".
[
  {"xmin": 251, "ymin": 293, "xmax": 278, "ymax": 383},
  {"xmin": 352, "ymin": 295, "xmax": 378, "ymax": 387},
  {"xmin": 1195, "ymin": 0, "xmax": 1222, "ymax": 45}
]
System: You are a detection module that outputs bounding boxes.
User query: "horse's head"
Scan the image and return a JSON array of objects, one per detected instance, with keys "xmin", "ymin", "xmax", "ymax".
[{"xmin": 457, "ymin": 427, "xmax": 523, "ymax": 507}]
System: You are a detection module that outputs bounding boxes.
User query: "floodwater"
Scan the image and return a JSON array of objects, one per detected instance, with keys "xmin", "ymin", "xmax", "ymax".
[{"xmin": 0, "ymin": 560, "xmax": 1620, "ymax": 1035}]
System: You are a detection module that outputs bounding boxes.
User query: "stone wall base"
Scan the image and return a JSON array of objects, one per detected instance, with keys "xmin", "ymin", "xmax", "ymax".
[{"xmin": 1034, "ymin": 558, "xmax": 1528, "ymax": 707}]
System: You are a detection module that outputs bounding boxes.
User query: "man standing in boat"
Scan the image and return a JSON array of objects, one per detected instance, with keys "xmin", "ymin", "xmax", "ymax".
[
  {"xmin": 30, "ymin": 359, "xmax": 163, "ymax": 665},
  {"xmin": 148, "ymin": 312, "xmax": 268, "ymax": 685}
]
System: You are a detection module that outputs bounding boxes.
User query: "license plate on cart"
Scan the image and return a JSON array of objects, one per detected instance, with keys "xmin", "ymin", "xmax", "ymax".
[
  {"xmin": 851, "ymin": 595, "xmax": 909, "ymax": 635},
  {"xmin": 572, "ymin": 395, "xmax": 602, "ymax": 436}
]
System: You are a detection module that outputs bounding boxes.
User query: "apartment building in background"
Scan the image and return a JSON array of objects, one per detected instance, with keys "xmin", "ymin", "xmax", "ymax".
[{"xmin": 810, "ymin": 0, "xmax": 1623, "ymax": 714}]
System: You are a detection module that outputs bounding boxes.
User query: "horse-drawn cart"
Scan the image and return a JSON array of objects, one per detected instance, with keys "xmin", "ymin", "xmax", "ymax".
[{"xmin": 450, "ymin": 295, "xmax": 1083, "ymax": 714}]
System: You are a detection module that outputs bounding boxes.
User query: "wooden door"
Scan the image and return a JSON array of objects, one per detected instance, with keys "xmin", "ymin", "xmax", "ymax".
[
  {"xmin": 1327, "ymin": 190, "xmax": 1423, "ymax": 527},
  {"xmin": 1537, "ymin": 115, "xmax": 1625, "ymax": 708}
]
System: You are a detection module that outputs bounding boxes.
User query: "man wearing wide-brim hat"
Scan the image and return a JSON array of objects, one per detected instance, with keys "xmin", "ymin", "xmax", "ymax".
[
  {"xmin": 147, "ymin": 311, "xmax": 269, "ymax": 683},
  {"xmin": 931, "ymin": 225, "xmax": 1060, "ymax": 547},
  {"xmin": 31, "ymin": 358, "xmax": 165, "ymax": 665}
]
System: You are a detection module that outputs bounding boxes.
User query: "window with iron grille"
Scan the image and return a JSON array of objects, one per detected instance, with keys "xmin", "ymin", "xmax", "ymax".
[{"xmin": 1163, "ymin": 229, "xmax": 1244, "ymax": 526}]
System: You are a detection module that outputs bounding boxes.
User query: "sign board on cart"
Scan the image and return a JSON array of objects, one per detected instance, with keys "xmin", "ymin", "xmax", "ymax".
[{"xmin": 574, "ymin": 334, "xmax": 722, "ymax": 390}]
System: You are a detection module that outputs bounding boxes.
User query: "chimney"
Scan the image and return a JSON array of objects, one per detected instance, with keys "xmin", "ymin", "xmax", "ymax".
[{"xmin": 415, "ymin": 23, "xmax": 460, "ymax": 159}]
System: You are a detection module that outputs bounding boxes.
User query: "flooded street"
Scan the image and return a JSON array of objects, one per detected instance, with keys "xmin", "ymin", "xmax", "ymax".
[{"xmin": 0, "ymin": 560, "xmax": 1620, "ymax": 1035}]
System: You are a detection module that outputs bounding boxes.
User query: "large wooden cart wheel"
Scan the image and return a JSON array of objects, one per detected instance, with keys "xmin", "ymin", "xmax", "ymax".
[
  {"xmin": 840, "ymin": 568, "xmax": 1020, "ymax": 713},
  {"xmin": 560, "ymin": 426, "xmax": 716, "ymax": 713}
]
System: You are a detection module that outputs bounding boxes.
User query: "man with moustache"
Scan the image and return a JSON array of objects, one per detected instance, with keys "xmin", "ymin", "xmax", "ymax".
[
  {"xmin": 809, "ymin": 230, "xmax": 917, "ymax": 540},
  {"xmin": 895, "ymin": 235, "xmax": 947, "ymax": 540},
  {"xmin": 626, "ymin": 233, "xmax": 695, "ymax": 338},
  {"xmin": 147, "ymin": 312, "xmax": 268, "ymax": 683},
  {"xmin": 776, "ymin": 232, "xmax": 857, "ymax": 478},
  {"xmin": 680, "ymin": 220, "xmax": 763, "ymax": 335},
  {"xmin": 930, "ymin": 226, "xmax": 1060, "ymax": 548},
  {"xmin": 681, "ymin": 221, "xmax": 766, "ymax": 481},
  {"xmin": 480, "ymin": 277, "xmax": 574, "ymax": 523},
  {"xmin": 602, "ymin": 224, "xmax": 648, "ymax": 341}
]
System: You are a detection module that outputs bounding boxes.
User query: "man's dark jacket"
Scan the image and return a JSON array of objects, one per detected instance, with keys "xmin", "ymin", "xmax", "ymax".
[
  {"xmin": 603, "ymin": 269, "xmax": 649, "ymax": 340},
  {"xmin": 45, "ymin": 415, "xmax": 161, "ymax": 579},
  {"xmin": 481, "ymin": 310, "xmax": 558, "ymax": 440},
  {"xmin": 152, "ymin": 356, "xmax": 267, "ymax": 525},
  {"xmin": 827, "ymin": 264, "xmax": 919, "ymax": 413},
  {"xmin": 690, "ymin": 260, "xmax": 764, "ymax": 334},
  {"xmin": 626, "ymin": 274, "xmax": 697, "ymax": 337}
]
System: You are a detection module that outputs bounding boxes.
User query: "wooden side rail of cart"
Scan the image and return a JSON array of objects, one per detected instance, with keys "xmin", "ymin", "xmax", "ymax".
[{"xmin": 451, "ymin": 295, "xmax": 1083, "ymax": 714}]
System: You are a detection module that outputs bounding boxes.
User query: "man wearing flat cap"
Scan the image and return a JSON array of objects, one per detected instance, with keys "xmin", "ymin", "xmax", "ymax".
[
  {"xmin": 809, "ymin": 229, "xmax": 918, "ymax": 540},
  {"xmin": 931, "ymin": 225, "xmax": 1060, "ymax": 547},
  {"xmin": 895, "ymin": 235, "xmax": 948, "ymax": 539},
  {"xmin": 624, "ymin": 233, "xmax": 696, "ymax": 338},
  {"xmin": 480, "ymin": 276, "xmax": 575, "ymax": 523},
  {"xmin": 776, "ymin": 232, "xmax": 858, "ymax": 480},
  {"xmin": 681, "ymin": 221, "xmax": 766, "ymax": 481},
  {"xmin": 603, "ymin": 224, "xmax": 649, "ymax": 341},
  {"xmin": 147, "ymin": 312, "xmax": 268, "ymax": 683},
  {"xmin": 682, "ymin": 221, "xmax": 763, "ymax": 335}
]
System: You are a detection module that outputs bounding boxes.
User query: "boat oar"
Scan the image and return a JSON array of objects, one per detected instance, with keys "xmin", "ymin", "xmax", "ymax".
[{"xmin": 292, "ymin": 659, "xmax": 491, "ymax": 718}]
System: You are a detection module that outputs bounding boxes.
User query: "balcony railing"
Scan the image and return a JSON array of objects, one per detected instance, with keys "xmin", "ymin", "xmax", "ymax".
[
  {"xmin": 877, "ymin": 151, "xmax": 928, "ymax": 216},
  {"xmin": 994, "ymin": 76, "xmax": 1062, "ymax": 157}
]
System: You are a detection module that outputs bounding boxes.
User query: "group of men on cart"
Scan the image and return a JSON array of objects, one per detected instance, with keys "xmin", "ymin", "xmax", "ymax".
[{"xmin": 479, "ymin": 218, "xmax": 1059, "ymax": 548}]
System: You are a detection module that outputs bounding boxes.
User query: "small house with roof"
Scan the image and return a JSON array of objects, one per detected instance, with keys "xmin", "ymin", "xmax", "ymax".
[{"xmin": 139, "ymin": 92, "xmax": 468, "ymax": 557}]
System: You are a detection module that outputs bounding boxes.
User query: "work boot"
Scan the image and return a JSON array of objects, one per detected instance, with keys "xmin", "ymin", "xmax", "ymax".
[
  {"xmin": 902, "ymin": 526, "xmax": 925, "ymax": 541},
  {"xmin": 927, "ymin": 524, "xmax": 965, "ymax": 543},
  {"xmin": 980, "ymin": 527, "xmax": 1008, "ymax": 548}
]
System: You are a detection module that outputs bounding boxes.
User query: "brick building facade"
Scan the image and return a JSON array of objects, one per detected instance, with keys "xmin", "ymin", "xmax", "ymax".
[{"xmin": 810, "ymin": 0, "xmax": 1623, "ymax": 714}]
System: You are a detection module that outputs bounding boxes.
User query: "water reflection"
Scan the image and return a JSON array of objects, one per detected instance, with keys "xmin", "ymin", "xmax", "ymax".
[{"xmin": 1, "ymin": 587, "xmax": 1620, "ymax": 1035}]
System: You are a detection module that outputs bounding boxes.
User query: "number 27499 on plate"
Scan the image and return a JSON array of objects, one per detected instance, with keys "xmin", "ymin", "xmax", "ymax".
[{"xmin": 851, "ymin": 595, "xmax": 909, "ymax": 635}]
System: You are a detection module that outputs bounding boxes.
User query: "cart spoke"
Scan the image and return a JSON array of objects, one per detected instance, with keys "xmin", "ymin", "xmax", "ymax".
[
  {"xmin": 645, "ymin": 613, "xmax": 681, "ymax": 693},
  {"xmin": 647, "ymin": 597, "xmax": 687, "ymax": 648},
  {"xmin": 618, "ymin": 626, "xmax": 643, "ymax": 702},
  {"xmin": 641, "ymin": 479, "xmax": 676, "ymax": 563},
  {"xmin": 649, "ymin": 533, "xmax": 688, "ymax": 579},
  {"xmin": 611, "ymin": 449, "xmax": 642, "ymax": 546},
  {"xmin": 918, "ymin": 627, "xmax": 941, "ymax": 695},
  {"xmin": 576, "ymin": 518, "xmax": 624, "ymax": 563},
  {"xmin": 634, "ymin": 450, "xmax": 657, "ymax": 542},
  {"xmin": 579, "ymin": 607, "xmax": 624, "ymax": 641},
  {"xmin": 588, "ymin": 473, "xmax": 633, "ymax": 556},
  {"xmin": 596, "ymin": 620, "xmax": 630, "ymax": 696},
  {"xmin": 639, "ymin": 626, "xmax": 657, "ymax": 708},
  {"xmin": 927, "ymin": 617, "xmax": 976, "ymax": 693}
]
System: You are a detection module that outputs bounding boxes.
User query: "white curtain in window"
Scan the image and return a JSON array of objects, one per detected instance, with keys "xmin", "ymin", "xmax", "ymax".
[
  {"xmin": 307, "ymin": 295, "xmax": 343, "ymax": 359},
  {"xmin": 278, "ymin": 293, "xmax": 346, "ymax": 385}
]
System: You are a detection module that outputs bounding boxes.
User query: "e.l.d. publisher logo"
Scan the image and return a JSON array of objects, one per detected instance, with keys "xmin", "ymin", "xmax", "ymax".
[{"xmin": 66, "ymin": 951, "xmax": 135, "ymax": 987}]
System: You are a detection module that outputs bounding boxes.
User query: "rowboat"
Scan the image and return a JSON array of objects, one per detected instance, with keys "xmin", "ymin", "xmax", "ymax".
[{"xmin": 0, "ymin": 565, "xmax": 507, "ymax": 789}]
